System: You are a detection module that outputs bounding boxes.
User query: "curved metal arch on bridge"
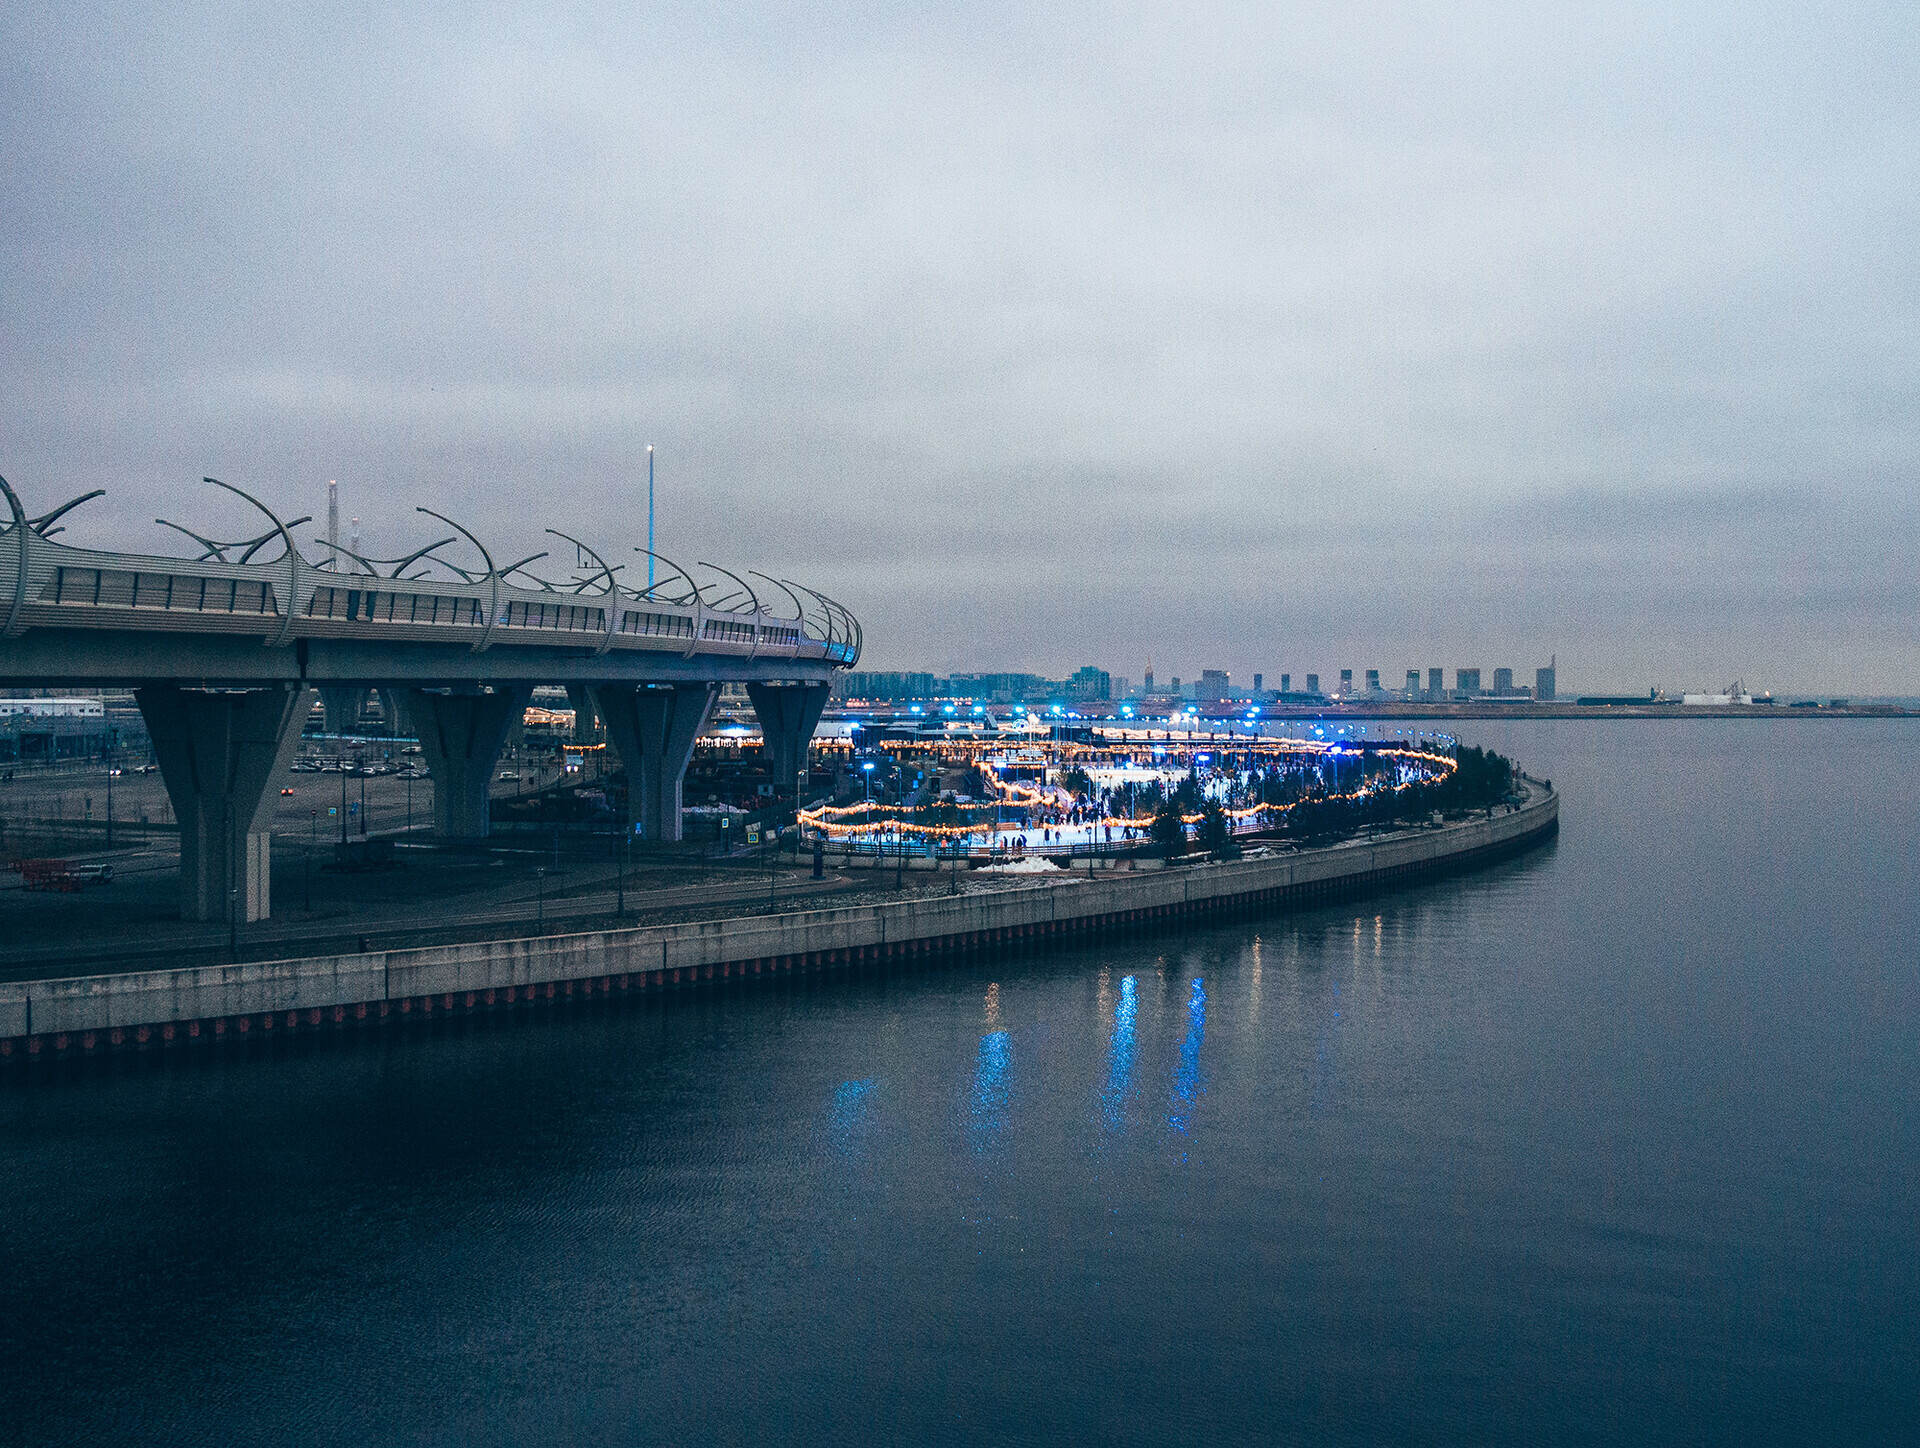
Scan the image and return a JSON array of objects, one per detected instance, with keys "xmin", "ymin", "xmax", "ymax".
[
  {"xmin": 632, "ymin": 548, "xmax": 700, "ymax": 607},
  {"xmin": 544, "ymin": 529, "xmax": 620, "ymax": 656}
]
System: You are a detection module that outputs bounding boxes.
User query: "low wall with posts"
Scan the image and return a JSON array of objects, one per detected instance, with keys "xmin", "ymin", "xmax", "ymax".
[{"xmin": 0, "ymin": 783, "xmax": 1558, "ymax": 1063}]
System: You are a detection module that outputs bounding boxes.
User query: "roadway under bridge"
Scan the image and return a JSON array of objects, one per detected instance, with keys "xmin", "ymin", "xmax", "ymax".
[{"xmin": 0, "ymin": 475, "xmax": 858, "ymax": 924}]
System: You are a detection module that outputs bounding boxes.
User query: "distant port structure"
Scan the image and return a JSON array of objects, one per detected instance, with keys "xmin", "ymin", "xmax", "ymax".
[{"xmin": 0, "ymin": 475, "xmax": 859, "ymax": 923}]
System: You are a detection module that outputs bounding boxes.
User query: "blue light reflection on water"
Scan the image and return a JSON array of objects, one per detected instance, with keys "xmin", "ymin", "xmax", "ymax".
[
  {"xmin": 969, "ymin": 1030, "xmax": 1012, "ymax": 1153},
  {"xmin": 828, "ymin": 1078, "xmax": 878, "ymax": 1159},
  {"xmin": 1100, "ymin": 976, "xmax": 1138, "ymax": 1134},
  {"xmin": 1169, "ymin": 977, "xmax": 1206, "ymax": 1138}
]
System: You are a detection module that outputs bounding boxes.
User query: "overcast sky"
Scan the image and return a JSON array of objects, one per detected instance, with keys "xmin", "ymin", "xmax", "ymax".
[{"xmin": 4, "ymin": 2, "xmax": 1915, "ymax": 692}]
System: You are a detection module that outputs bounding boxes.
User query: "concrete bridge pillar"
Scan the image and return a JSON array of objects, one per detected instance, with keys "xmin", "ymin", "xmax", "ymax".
[
  {"xmin": 319, "ymin": 685, "xmax": 363, "ymax": 735},
  {"xmin": 135, "ymin": 684, "xmax": 311, "ymax": 923},
  {"xmin": 405, "ymin": 686, "xmax": 530, "ymax": 838},
  {"xmin": 565, "ymin": 684, "xmax": 601, "ymax": 745},
  {"xmin": 376, "ymin": 686, "xmax": 410, "ymax": 739},
  {"xmin": 595, "ymin": 683, "xmax": 717, "ymax": 842},
  {"xmin": 747, "ymin": 682, "xmax": 830, "ymax": 795}
]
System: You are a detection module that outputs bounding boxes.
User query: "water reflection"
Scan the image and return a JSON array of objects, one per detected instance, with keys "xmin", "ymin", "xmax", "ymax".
[
  {"xmin": 1311, "ymin": 980, "xmax": 1341, "ymax": 1118},
  {"xmin": 1169, "ymin": 977, "xmax": 1206, "ymax": 1139},
  {"xmin": 1101, "ymin": 975, "xmax": 1138, "ymax": 1134},
  {"xmin": 969, "ymin": 1031, "xmax": 1012, "ymax": 1153},
  {"xmin": 829, "ymin": 1078, "xmax": 878, "ymax": 1159}
]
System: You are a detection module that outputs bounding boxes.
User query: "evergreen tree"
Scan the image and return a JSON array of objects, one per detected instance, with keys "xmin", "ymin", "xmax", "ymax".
[
  {"xmin": 1199, "ymin": 800, "xmax": 1239, "ymax": 860},
  {"xmin": 1150, "ymin": 800, "xmax": 1187, "ymax": 859}
]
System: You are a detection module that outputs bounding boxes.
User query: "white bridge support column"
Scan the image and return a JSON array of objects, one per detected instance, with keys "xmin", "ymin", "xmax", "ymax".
[
  {"xmin": 135, "ymin": 684, "xmax": 311, "ymax": 923},
  {"xmin": 747, "ymin": 682, "xmax": 830, "ymax": 793},
  {"xmin": 406, "ymin": 687, "xmax": 530, "ymax": 839},
  {"xmin": 595, "ymin": 683, "xmax": 717, "ymax": 843}
]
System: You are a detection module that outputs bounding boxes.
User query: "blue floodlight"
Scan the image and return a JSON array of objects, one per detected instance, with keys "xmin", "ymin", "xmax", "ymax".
[{"xmin": 862, "ymin": 762, "xmax": 875, "ymax": 771}]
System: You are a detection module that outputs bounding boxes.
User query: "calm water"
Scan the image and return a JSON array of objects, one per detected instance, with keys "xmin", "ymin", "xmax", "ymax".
[{"xmin": 3, "ymin": 721, "xmax": 1918, "ymax": 1445}]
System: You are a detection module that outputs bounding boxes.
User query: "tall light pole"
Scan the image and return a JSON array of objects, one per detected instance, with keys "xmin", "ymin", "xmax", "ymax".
[
  {"xmin": 862, "ymin": 760, "xmax": 875, "ymax": 871},
  {"xmin": 646, "ymin": 444, "xmax": 655, "ymax": 591}
]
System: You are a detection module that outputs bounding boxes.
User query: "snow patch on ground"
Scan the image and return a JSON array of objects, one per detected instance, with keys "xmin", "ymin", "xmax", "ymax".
[{"xmin": 983, "ymin": 856, "xmax": 1068, "ymax": 873}]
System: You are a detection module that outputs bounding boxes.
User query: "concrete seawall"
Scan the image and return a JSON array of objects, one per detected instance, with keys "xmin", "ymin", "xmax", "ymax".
[{"xmin": 0, "ymin": 784, "xmax": 1558, "ymax": 1062}]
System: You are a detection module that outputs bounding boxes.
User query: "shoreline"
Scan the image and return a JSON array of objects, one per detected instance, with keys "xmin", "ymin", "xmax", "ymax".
[{"xmin": 0, "ymin": 781, "xmax": 1559, "ymax": 1066}]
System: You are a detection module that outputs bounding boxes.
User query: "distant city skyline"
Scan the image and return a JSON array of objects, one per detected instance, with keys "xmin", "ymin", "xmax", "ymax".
[{"xmin": 845, "ymin": 655, "xmax": 1830, "ymax": 699}]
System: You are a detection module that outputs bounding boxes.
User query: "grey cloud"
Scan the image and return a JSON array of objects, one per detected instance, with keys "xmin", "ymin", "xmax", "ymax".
[{"xmin": 3, "ymin": 1, "xmax": 1916, "ymax": 693}]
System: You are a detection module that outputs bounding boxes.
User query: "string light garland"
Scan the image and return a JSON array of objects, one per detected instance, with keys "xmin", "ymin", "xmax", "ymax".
[{"xmin": 795, "ymin": 735, "xmax": 1459, "ymax": 841}]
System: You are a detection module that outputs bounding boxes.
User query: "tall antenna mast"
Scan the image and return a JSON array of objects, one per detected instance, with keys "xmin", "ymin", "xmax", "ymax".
[
  {"xmin": 327, "ymin": 480, "xmax": 339, "ymax": 566},
  {"xmin": 350, "ymin": 516, "xmax": 360, "ymax": 569},
  {"xmin": 647, "ymin": 444, "xmax": 655, "ymax": 590}
]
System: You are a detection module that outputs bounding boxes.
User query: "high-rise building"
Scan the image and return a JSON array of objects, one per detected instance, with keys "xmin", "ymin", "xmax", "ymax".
[
  {"xmin": 1069, "ymin": 665, "xmax": 1111, "ymax": 701},
  {"xmin": 1365, "ymin": 669, "xmax": 1380, "ymax": 694},
  {"xmin": 1493, "ymin": 667, "xmax": 1514, "ymax": 694},
  {"xmin": 1280, "ymin": 674, "xmax": 1290, "ymax": 694},
  {"xmin": 841, "ymin": 672, "xmax": 938, "ymax": 700},
  {"xmin": 1143, "ymin": 659, "xmax": 1155, "ymax": 695},
  {"xmin": 1406, "ymin": 670, "xmax": 1421, "ymax": 695},
  {"xmin": 1457, "ymin": 668, "xmax": 1481, "ymax": 695},
  {"xmin": 1198, "ymin": 669, "xmax": 1230, "ymax": 702},
  {"xmin": 1428, "ymin": 668, "xmax": 1444, "ymax": 697},
  {"xmin": 1536, "ymin": 658, "xmax": 1556, "ymax": 701},
  {"xmin": 1339, "ymin": 669, "xmax": 1353, "ymax": 696},
  {"xmin": 1253, "ymin": 673, "xmax": 1263, "ymax": 694},
  {"xmin": 1305, "ymin": 674, "xmax": 1319, "ymax": 695}
]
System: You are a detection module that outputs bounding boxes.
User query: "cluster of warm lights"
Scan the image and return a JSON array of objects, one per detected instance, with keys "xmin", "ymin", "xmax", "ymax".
[{"xmin": 795, "ymin": 739, "xmax": 1458, "ymax": 841}]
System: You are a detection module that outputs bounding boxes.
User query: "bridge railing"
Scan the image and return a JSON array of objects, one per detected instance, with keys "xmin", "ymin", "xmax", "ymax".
[{"xmin": 0, "ymin": 475, "xmax": 861, "ymax": 669}]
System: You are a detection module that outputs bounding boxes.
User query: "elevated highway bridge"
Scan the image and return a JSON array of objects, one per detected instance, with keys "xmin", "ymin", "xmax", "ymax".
[{"xmin": 0, "ymin": 475, "xmax": 859, "ymax": 923}]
